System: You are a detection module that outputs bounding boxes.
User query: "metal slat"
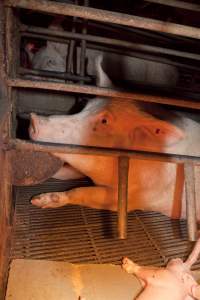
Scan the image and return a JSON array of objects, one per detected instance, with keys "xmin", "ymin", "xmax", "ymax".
[{"xmin": 11, "ymin": 179, "xmax": 200, "ymax": 268}]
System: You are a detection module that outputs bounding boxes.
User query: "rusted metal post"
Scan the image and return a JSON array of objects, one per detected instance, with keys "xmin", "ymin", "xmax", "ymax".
[
  {"xmin": 118, "ymin": 156, "xmax": 129, "ymax": 239},
  {"xmin": 184, "ymin": 162, "xmax": 198, "ymax": 241}
]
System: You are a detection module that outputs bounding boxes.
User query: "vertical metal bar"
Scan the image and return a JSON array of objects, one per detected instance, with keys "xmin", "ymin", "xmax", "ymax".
[
  {"xmin": 118, "ymin": 156, "xmax": 129, "ymax": 239},
  {"xmin": 184, "ymin": 162, "xmax": 197, "ymax": 241},
  {"xmin": 66, "ymin": 0, "xmax": 78, "ymax": 75},
  {"xmin": 79, "ymin": 0, "xmax": 88, "ymax": 83}
]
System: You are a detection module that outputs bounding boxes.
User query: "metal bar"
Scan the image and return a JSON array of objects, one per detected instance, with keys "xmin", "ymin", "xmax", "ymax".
[
  {"xmin": 19, "ymin": 67, "xmax": 93, "ymax": 82},
  {"xmin": 184, "ymin": 162, "xmax": 198, "ymax": 241},
  {"xmin": 20, "ymin": 25, "xmax": 200, "ymax": 62},
  {"xmin": 20, "ymin": 31, "xmax": 200, "ymax": 72},
  {"xmin": 8, "ymin": 139, "xmax": 200, "ymax": 164},
  {"xmin": 145, "ymin": 0, "xmax": 200, "ymax": 12},
  {"xmin": 66, "ymin": 0, "xmax": 78, "ymax": 74},
  {"xmin": 79, "ymin": 0, "xmax": 88, "ymax": 82},
  {"xmin": 118, "ymin": 156, "xmax": 129, "ymax": 239},
  {"xmin": 6, "ymin": 0, "xmax": 200, "ymax": 40},
  {"xmin": 7, "ymin": 78, "xmax": 200, "ymax": 110}
]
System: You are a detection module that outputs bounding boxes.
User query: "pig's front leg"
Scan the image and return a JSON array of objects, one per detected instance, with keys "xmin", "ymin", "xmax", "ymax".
[
  {"xmin": 122, "ymin": 257, "xmax": 160, "ymax": 288},
  {"xmin": 31, "ymin": 186, "xmax": 115, "ymax": 209}
]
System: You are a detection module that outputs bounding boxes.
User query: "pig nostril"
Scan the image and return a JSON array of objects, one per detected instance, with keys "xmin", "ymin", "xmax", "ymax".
[{"xmin": 101, "ymin": 118, "xmax": 107, "ymax": 124}]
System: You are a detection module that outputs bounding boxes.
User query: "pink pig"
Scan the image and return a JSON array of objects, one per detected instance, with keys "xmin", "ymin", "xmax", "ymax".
[{"xmin": 122, "ymin": 238, "xmax": 200, "ymax": 300}]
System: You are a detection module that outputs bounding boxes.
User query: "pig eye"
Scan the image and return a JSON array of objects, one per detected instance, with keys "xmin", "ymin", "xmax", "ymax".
[{"xmin": 101, "ymin": 118, "xmax": 107, "ymax": 124}]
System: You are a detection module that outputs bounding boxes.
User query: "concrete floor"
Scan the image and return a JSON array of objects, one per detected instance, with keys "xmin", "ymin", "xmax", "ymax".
[{"xmin": 6, "ymin": 259, "xmax": 142, "ymax": 300}]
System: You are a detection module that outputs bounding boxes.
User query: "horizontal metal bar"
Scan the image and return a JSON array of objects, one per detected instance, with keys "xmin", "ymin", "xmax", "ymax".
[
  {"xmin": 145, "ymin": 0, "xmax": 200, "ymax": 12},
  {"xmin": 21, "ymin": 31, "xmax": 200, "ymax": 72},
  {"xmin": 8, "ymin": 139, "xmax": 200, "ymax": 164},
  {"xmin": 19, "ymin": 67, "xmax": 93, "ymax": 83},
  {"xmin": 7, "ymin": 78, "xmax": 200, "ymax": 110},
  {"xmin": 20, "ymin": 25, "xmax": 200, "ymax": 62},
  {"xmin": 6, "ymin": 0, "xmax": 200, "ymax": 40}
]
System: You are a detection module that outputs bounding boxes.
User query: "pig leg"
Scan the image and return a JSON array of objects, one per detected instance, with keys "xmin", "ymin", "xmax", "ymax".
[
  {"xmin": 185, "ymin": 238, "xmax": 200, "ymax": 269},
  {"xmin": 31, "ymin": 186, "xmax": 115, "ymax": 209},
  {"xmin": 122, "ymin": 257, "xmax": 158, "ymax": 287},
  {"xmin": 192, "ymin": 285, "xmax": 200, "ymax": 300},
  {"xmin": 52, "ymin": 164, "xmax": 85, "ymax": 180}
]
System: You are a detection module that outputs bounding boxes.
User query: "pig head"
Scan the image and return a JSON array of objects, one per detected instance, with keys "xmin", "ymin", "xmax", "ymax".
[
  {"xmin": 30, "ymin": 97, "xmax": 185, "ymax": 153},
  {"xmin": 26, "ymin": 20, "xmax": 68, "ymax": 73}
]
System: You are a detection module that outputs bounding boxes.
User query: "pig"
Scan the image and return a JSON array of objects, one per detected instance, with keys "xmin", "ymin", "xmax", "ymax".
[
  {"xmin": 29, "ymin": 60, "xmax": 200, "ymax": 220},
  {"xmin": 25, "ymin": 18, "xmax": 68, "ymax": 73},
  {"xmin": 122, "ymin": 238, "xmax": 200, "ymax": 300}
]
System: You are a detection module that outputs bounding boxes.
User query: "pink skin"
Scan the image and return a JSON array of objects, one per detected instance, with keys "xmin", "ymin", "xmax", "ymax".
[
  {"xmin": 29, "ymin": 98, "xmax": 200, "ymax": 220},
  {"xmin": 122, "ymin": 238, "xmax": 200, "ymax": 300}
]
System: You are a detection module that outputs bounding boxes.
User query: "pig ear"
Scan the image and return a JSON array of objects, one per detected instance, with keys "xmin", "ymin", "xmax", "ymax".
[
  {"xmin": 95, "ymin": 55, "xmax": 114, "ymax": 88},
  {"xmin": 131, "ymin": 119, "xmax": 185, "ymax": 147}
]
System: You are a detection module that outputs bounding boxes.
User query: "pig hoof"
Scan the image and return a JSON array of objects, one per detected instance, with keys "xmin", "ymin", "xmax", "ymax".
[
  {"xmin": 31, "ymin": 192, "xmax": 67, "ymax": 208},
  {"xmin": 122, "ymin": 257, "xmax": 138, "ymax": 274}
]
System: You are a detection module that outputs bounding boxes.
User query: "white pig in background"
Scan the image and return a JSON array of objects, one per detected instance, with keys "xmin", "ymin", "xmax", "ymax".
[
  {"xmin": 29, "ymin": 57, "xmax": 200, "ymax": 221},
  {"xmin": 122, "ymin": 238, "xmax": 200, "ymax": 300},
  {"xmin": 26, "ymin": 19, "xmax": 179, "ymax": 88},
  {"xmin": 27, "ymin": 24, "xmax": 68, "ymax": 73}
]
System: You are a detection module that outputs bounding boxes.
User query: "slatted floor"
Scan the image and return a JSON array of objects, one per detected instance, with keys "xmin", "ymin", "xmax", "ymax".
[{"xmin": 11, "ymin": 179, "xmax": 200, "ymax": 269}]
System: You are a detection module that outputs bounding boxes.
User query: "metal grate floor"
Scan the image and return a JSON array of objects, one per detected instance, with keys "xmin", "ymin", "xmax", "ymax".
[{"xmin": 11, "ymin": 179, "xmax": 200, "ymax": 269}]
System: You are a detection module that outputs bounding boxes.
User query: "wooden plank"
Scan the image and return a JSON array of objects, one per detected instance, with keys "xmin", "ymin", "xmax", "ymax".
[
  {"xmin": 6, "ymin": 0, "xmax": 200, "ymax": 39},
  {"xmin": 7, "ymin": 79, "xmax": 200, "ymax": 110},
  {"xmin": 0, "ymin": 3, "xmax": 12, "ymax": 299},
  {"xmin": 6, "ymin": 259, "xmax": 142, "ymax": 300}
]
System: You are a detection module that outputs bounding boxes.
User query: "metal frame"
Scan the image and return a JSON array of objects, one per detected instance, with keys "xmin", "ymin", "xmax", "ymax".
[
  {"xmin": 6, "ymin": 0, "xmax": 200, "ymax": 39},
  {"xmin": 3, "ymin": 0, "xmax": 200, "ymax": 241},
  {"xmin": 144, "ymin": 0, "xmax": 200, "ymax": 12}
]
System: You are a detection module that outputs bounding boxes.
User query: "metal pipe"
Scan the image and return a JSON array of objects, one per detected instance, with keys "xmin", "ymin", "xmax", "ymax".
[
  {"xmin": 145, "ymin": 0, "xmax": 200, "ymax": 12},
  {"xmin": 20, "ymin": 25, "xmax": 200, "ymax": 63},
  {"xmin": 19, "ymin": 67, "xmax": 93, "ymax": 82},
  {"xmin": 118, "ymin": 156, "xmax": 129, "ymax": 239},
  {"xmin": 7, "ymin": 78, "xmax": 200, "ymax": 110},
  {"xmin": 21, "ymin": 31, "xmax": 200, "ymax": 72},
  {"xmin": 7, "ymin": 139, "xmax": 200, "ymax": 164},
  {"xmin": 79, "ymin": 0, "xmax": 89, "ymax": 82},
  {"xmin": 7, "ymin": 0, "xmax": 200, "ymax": 40},
  {"xmin": 184, "ymin": 162, "xmax": 198, "ymax": 241}
]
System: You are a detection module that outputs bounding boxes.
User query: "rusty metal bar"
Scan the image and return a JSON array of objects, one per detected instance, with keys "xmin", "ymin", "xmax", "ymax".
[
  {"xmin": 7, "ymin": 139, "xmax": 200, "ymax": 164},
  {"xmin": 145, "ymin": 0, "xmax": 200, "ymax": 12},
  {"xmin": 79, "ymin": 0, "xmax": 88, "ymax": 82},
  {"xmin": 184, "ymin": 162, "xmax": 198, "ymax": 241},
  {"xmin": 6, "ymin": 0, "xmax": 200, "ymax": 40},
  {"xmin": 19, "ymin": 67, "xmax": 93, "ymax": 82},
  {"xmin": 20, "ymin": 25, "xmax": 200, "ymax": 63},
  {"xmin": 66, "ymin": 0, "xmax": 78, "ymax": 75},
  {"xmin": 118, "ymin": 156, "xmax": 129, "ymax": 239},
  {"xmin": 7, "ymin": 78, "xmax": 200, "ymax": 110}
]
